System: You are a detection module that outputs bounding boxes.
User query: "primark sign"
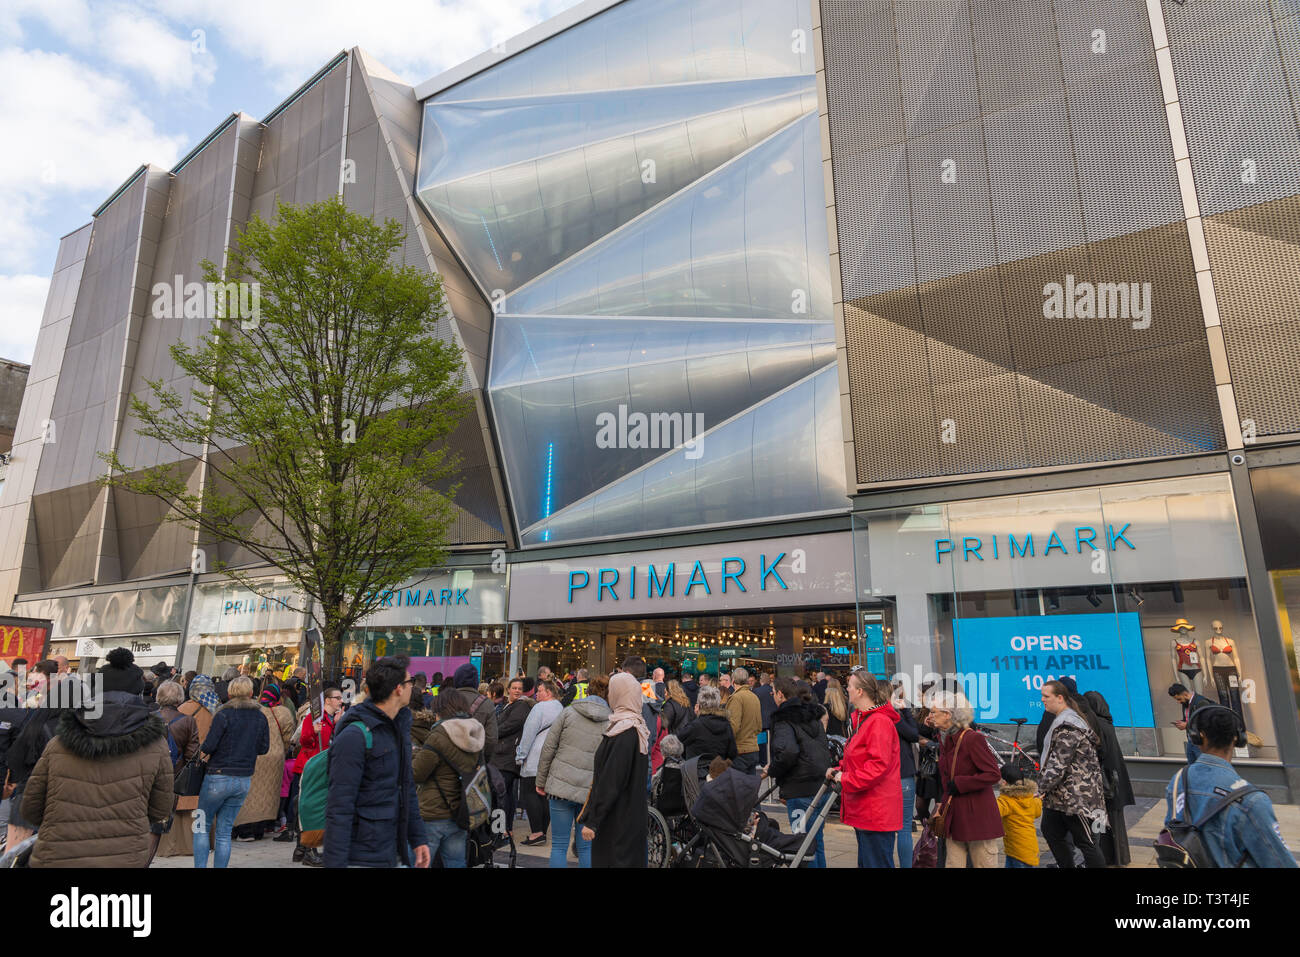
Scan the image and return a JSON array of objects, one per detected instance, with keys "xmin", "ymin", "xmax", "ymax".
[{"xmin": 508, "ymin": 533, "xmax": 855, "ymax": 620}]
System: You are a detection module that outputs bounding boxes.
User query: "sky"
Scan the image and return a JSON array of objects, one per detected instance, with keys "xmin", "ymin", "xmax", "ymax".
[{"xmin": 0, "ymin": 0, "xmax": 584, "ymax": 364}]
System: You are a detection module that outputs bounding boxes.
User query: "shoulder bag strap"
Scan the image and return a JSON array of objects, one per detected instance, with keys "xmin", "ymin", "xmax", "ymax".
[
  {"xmin": 1192, "ymin": 785, "xmax": 1263, "ymax": 829},
  {"xmin": 944, "ymin": 730, "xmax": 968, "ymax": 800}
]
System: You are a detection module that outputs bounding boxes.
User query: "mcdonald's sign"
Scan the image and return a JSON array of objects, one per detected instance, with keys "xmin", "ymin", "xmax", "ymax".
[{"xmin": 0, "ymin": 616, "xmax": 52, "ymax": 666}]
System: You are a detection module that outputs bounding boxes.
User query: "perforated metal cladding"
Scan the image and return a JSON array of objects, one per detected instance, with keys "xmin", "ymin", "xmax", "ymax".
[
  {"xmin": 1166, "ymin": 1, "xmax": 1300, "ymax": 436},
  {"xmin": 1205, "ymin": 196, "xmax": 1300, "ymax": 433},
  {"xmin": 822, "ymin": 0, "xmax": 1225, "ymax": 485}
]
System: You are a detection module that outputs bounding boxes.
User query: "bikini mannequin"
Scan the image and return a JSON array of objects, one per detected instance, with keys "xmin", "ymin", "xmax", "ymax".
[
  {"xmin": 1208, "ymin": 620, "xmax": 1246, "ymax": 724},
  {"xmin": 1170, "ymin": 619, "xmax": 1204, "ymax": 693}
]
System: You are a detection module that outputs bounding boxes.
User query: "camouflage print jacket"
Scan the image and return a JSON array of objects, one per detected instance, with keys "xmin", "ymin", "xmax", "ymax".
[{"xmin": 1038, "ymin": 721, "xmax": 1107, "ymax": 817}]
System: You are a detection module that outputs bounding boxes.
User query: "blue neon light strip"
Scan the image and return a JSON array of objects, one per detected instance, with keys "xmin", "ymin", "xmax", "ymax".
[
  {"xmin": 542, "ymin": 442, "xmax": 554, "ymax": 542},
  {"xmin": 480, "ymin": 216, "xmax": 503, "ymax": 270}
]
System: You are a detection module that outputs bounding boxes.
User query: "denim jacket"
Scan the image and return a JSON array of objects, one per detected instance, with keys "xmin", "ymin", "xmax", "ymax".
[{"xmin": 1164, "ymin": 754, "xmax": 1296, "ymax": 868}]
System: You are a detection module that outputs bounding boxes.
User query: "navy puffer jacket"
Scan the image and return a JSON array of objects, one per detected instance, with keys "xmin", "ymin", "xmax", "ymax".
[{"xmin": 324, "ymin": 701, "xmax": 427, "ymax": 868}]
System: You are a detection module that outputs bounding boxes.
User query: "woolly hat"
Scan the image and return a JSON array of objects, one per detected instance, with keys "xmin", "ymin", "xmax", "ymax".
[
  {"xmin": 452, "ymin": 662, "xmax": 479, "ymax": 688},
  {"xmin": 99, "ymin": 647, "xmax": 146, "ymax": 695}
]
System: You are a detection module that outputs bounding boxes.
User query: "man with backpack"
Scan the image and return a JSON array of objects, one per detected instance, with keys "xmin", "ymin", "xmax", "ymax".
[
  {"xmin": 1162, "ymin": 705, "xmax": 1295, "ymax": 868},
  {"xmin": 411, "ymin": 691, "xmax": 488, "ymax": 868},
  {"xmin": 322, "ymin": 656, "xmax": 429, "ymax": 868}
]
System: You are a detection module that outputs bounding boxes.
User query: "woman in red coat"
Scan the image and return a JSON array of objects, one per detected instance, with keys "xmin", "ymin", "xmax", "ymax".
[
  {"xmin": 926, "ymin": 690, "xmax": 1003, "ymax": 868},
  {"xmin": 829, "ymin": 671, "xmax": 902, "ymax": 867},
  {"xmin": 287, "ymin": 685, "xmax": 341, "ymax": 865}
]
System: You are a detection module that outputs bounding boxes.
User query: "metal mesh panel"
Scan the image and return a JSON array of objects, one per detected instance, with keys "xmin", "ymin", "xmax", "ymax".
[
  {"xmin": 822, "ymin": 0, "xmax": 1225, "ymax": 484},
  {"xmin": 1166, "ymin": 1, "xmax": 1300, "ymax": 436}
]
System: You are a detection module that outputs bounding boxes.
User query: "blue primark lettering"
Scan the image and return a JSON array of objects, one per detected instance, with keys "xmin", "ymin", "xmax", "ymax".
[
  {"xmin": 598, "ymin": 568, "xmax": 619, "ymax": 601},
  {"xmin": 721, "ymin": 557, "xmax": 746, "ymax": 593},
  {"xmin": 1044, "ymin": 531, "xmax": 1068, "ymax": 556},
  {"xmin": 962, "ymin": 537, "xmax": 983, "ymax": 561},
  {"xmin": 381, "ymin": 591, "xmax": 394, "ymax": 607},
  {"xmin": 1009, "ymin": 533, "xmax": 1034, "ymax": 558},
  {"xmin": 455, "ymin": 588, "xmax": 469, "ymax": 605},
  {"xmin": 440, "ymin": 589, "xmax": 452, "ymax": 604},
  {"xmin": 935, "ymin": 539, "xmax": 954, "ymax": 564},
  {"xmin": 992, "ymin": 536, "xmax": 999, "ymax": 559},
  {"xmin": 630, "ymin": 566, "xmax": 636, "ymax": 600},
  {"xmin": 761, "ymin": 553, "xmax": 787, "ymax": 591},
  {"xmin": 1075, "ymin": 526, "xmax": 1098, "ymax": 553},
  {"xmin": 567, "ymin": 570, "xmax": 589, "ymax": 603},
  {"xmin": 685, "ymin": 560, "xmax": 711, "ymax": 596},
  {"xmin": 648, "ymin": 563, "xmax": 675, "ymax": 598},
  {"xmin": 424, "ymin": 588, "xmax": 437, "ymax": 605},
  {"xmin": 1108, "ymin": 523, "xmax": 1135, "ymax": 550},
  {"xmin": 407, "ymin": 589, "xmax": 420, "ymax": 606}
]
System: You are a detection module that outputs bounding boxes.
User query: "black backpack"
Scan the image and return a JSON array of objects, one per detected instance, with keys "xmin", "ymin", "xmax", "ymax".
[{"xmin": 1156, "ymin": 767, "xmax": 1262, "ymax": 868}]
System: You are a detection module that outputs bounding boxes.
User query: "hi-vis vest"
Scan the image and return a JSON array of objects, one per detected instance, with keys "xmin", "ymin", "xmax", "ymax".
[{"xmin": 570, "ymin": 681, "xmax": 589, "ymax": 701}]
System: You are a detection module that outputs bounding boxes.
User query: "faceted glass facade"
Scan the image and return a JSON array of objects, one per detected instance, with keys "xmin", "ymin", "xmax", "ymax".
[{"xmin": 416, "ymin": 0, "xmax": 848, "ymax": 546}]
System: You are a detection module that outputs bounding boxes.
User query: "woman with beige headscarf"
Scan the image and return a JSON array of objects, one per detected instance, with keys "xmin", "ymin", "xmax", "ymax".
[
  {"xmin": 156, "ymin": 674, "xmax": 220, "ymax": 857},
  {"xmin": 578, "ymin": 672, "xmax": 649, "ymax": 868}
]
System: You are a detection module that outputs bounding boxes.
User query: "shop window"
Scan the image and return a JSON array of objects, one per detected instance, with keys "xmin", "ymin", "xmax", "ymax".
[{"xmin": 854, "ymin": 474, "xmax": 1277, "ymax": 761}]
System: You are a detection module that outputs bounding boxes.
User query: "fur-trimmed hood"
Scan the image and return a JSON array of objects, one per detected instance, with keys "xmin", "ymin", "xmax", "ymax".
[
  {"xmin": 219, "ymin": 695, "xmax": 263, "ymax": 711},
  {"xmin": 57, "ymin": 692, "xmax": 166, "ymax": 761},
  {"xmin": 433, "ymin": 716, "xmax": 485, "ymax": 753},
  {"xmin": 999, "ymin": 778, "xmax": 1039, "ymax": 799}
]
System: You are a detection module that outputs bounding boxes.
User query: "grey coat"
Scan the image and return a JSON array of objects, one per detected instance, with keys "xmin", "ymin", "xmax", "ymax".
[{"xmin": 535, "ymin": 697, "xmax": 610, "ymax": 806}]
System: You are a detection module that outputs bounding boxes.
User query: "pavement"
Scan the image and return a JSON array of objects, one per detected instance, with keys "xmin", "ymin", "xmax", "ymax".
[{"xmin": 151, "ymin": 789, "xmax": 1300, "ymax": 870}]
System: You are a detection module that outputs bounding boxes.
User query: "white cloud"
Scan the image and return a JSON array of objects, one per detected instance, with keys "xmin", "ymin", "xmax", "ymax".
[
  {"xmin": 99, "ymin": 9, "xmax": 217, "ymax": 92},
  {"xmin": 150, "ymin": 0, "xmax": 581, "ymax": 89},
  {"xmin": 0, "ymin": 48, "xmax": 188, "ymax": 271},
  {"xmin": 0, "ymin": 274, "xmax": 52, "ymax": 363},
  {"xmin": 0, "ymin": 0, "xmax": 95, "ymax": 49}
]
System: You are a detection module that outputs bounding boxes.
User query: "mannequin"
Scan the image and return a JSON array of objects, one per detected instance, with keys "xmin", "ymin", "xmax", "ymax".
[
  {"xmin": 1208, "ymin": 620, "xmax": 1245, "ymax": 724},
  {"xmin": 1169, "ymin": 619, "xmax": 1203, "ymax": 692}
]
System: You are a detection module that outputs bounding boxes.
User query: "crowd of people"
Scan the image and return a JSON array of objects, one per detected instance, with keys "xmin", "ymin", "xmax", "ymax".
[{"xmin": 0, "ymin": 649, "xmax": 1293, "ymax": 869}]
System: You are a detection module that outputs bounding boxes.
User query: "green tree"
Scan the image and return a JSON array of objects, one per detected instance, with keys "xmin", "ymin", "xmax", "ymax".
[{"xmin": 101, "ymin": 198, "xmax": 469, "ymax": 676}]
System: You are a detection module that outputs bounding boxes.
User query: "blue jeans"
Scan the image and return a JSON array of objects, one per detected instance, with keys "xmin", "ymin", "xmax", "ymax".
[
  {"xmin": 786, "ymin": 793, "xmax": 828, "ymax": 868},
  {"xmin": 896, "ymin": 776, "xmax": 916, "ymax": 868},
  {"xmin": 194, "ymin": 773, "xmax": 251, "ymax": 869},
  {"xmin": 548, "ymin": 797, "xmax": 591, "ymax": 868},
  {"xmin": 855, "ymin": 828, "xmax": 895, "ymax": 868},
  {"xmin": 425, "ymin": 818, "xmax": 467, "ymax": 868},
  {"xmin": 1006, "ymin": 856, "xmax": 1036, "ymax": 868}
]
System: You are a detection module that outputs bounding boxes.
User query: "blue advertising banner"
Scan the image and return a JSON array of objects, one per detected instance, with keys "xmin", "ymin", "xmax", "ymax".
[{"xmin": 953, "ymin": 613, "xmax": 1154, "ymax": 727}]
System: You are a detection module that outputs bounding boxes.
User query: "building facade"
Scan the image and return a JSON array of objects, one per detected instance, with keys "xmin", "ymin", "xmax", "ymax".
[{"xmin": 1, "ymin": 0, "xmax": 1298, "ymax": 798}]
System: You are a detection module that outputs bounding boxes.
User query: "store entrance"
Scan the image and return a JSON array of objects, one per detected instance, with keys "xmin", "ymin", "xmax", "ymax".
[{"xmin": 523, "ymin": 608, "xmax": 860, "ymax": 681}]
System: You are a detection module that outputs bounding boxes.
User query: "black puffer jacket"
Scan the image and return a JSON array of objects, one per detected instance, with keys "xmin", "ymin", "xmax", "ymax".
[
  {"xmin": 491, "ymin": 698, "xmax": 533, "ymax": 773},
  {"xmin": 661, "ymin": 698, "xmax": 692, "ymax": 736},
  {"xmin": 768, "ymin": 700, "xmax": 831, "ymax": 799},
  {"xmin": 676, "ymin": 713, "xmax": 737, "ymax": 762}
]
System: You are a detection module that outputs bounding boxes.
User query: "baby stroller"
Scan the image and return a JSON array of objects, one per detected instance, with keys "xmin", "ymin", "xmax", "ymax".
[
  {"xmin": 674, "ymin": 756, "xmax": 838, "ymax": 868},
  {"xmin": 648, "ymin": 737, "xmax": 701, "ymax": 867},
  {"xmin": 468, "ymin": 763, "xmax": 517, "ymax": 868}
]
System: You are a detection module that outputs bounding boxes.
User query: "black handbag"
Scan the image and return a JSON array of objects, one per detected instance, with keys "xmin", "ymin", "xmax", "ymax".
[{"xmin": 174, "ymin": 754, "xmax": 206, "ymax": 797}]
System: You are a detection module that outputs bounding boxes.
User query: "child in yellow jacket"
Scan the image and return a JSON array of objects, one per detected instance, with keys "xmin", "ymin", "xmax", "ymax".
[{"xmin": 997, "ymin": 765, "xmax": 1042, "ymax": 867}]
